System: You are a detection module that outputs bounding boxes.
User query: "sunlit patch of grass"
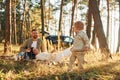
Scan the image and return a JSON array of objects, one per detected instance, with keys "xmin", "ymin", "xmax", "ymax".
[
  {"xmin": 0, "ymin": 44, "xmax": 120, "ymax": 79},
  {"xmin": 85, "ymin": 50, "xmax": 102, "ymax": 63},
  {"xmin": 0, "ymin": 44, "xmax": 4, "ymax": 55},
  {"xmin": 12, "ymin": 45, "xmax": 20, "ymax": 53},
  {"xmin": 0, "ymin": 58, "xmax": 120, "ymax": 80},
  {"xmin": 0, "ymin": 44, "xmax": 20, "ymax": 56},
  {"xmin": 0, "ymin": 70, "xmax": 6, "ymax": 80},
  {"xmin": 97, "ymin": 75, "xmax": 114, "ymax": 80}
]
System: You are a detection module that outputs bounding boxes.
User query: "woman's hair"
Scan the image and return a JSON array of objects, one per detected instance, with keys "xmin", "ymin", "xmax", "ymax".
[{"xmin": 74, "ymin": 21, "xmax": 84, "ymax": 30}]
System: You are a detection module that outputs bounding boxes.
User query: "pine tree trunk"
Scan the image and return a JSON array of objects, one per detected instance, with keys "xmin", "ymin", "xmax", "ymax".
[
  {"xmin": 41, "ymin": 0, "xmax": 47, "ymax": 51},
  {"xmin": 47, "ymin": 0, "xmax": 51, "ymax": 31},
  {"xmin": 59, "ymin": 0, "xmax": 64, "ymax": 32},
  {"xmin": 22, "ymin": 0, "xmax": 26, "ymax": 41},
  {"xmin": 116, "ymin": 0, "xmax": 120, "ymax": 53},
  {"xmin": 91, "ymin": 0, "xmax": 100, "ymax": 48},
  {"xmin": 41, "ymin": 0, "xmax": 45, "ymax": 37},
  {"xmin": 0, "ymin": 4, "xmax": 1, "ymax": 32},
  {"xmin": 20, "ymin": 0, "xmax": 26, "ymax": 43},
  {"xmin": 90, "ymin": 0, "xmax": 109, "ymax": 52},
  {"xmin": 70, "ymin": 0, "xmax": 76, "ymax": 36},
  {"xmin": 106, "ymin": 0, "xmax": 110, "ymax": 43},
  {"xmin": 13, "ymin": 0, "xmax": 17, "ymax": 44},
  {"xmin": 86, "ymin": 0, "xmax": 92, "ymax": 39},
  {"xmin": 117, "ymin": 24, "xmax": 120, "ymax": 52},
  {"xmin": 27, "ymin": 10, "xmax": 31, "ymax": 38},
  {"xmin": 57, "ymin": 0, "xmax": 64, "ymax": 51},
  {"xmin": 4, "ymin": 0, "xmax": 12, "ymax": 53},
  {"xmin": 91, "ymin": 24, "xmax": 97, "ymax": 48},
  {"xmin": 17, "ymin": 4, "xmax": 22, "ymax": 44}
]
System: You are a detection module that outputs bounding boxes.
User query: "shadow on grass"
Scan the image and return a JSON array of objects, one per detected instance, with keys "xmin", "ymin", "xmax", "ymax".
[
  {"xmin": 0, "ymin": 59, "xmax": 36, "ymax": 73},
  {"xmin": 0, "ymin": 58, "xmax": 120, "ymax": 80},
  {"xmin": 29, "ymin": 60, "xmax": 120, "ymax": 80}
]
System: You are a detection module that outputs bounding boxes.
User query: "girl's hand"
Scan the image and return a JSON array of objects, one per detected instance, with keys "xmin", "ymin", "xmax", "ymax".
[
  {"xmin": 83, "ymin": 47, "xmax": 89, "ymax": 51},
  {"xmin": 70, "ymin": 48, "xmax": 74, "ymax": 52},
  {"xmin": 70, "ymin": 47, "xmax": 73, "ymax": 51}
]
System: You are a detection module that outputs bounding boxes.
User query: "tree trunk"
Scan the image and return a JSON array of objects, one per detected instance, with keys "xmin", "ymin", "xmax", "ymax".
[
  {"xmin": 4, "ymin": 0, "xmax": 12, "ymax": 53},
  {"xmin": 41, "ymin": 0, "xmax": 45, "ymax": 37},
  {"xmin": 41, "ymin": 0, "xmax": 47, "ymax": 51},
  {"xmin": 91, "ymin": 0, "xmax": 100, "ymax": 48},
  {"xmin": 27, "ymin": 10, "xmax": 31, "ymax": 38},
  {"xmin": 13, "ymin": 0, "xmax": 17, "ymax": 44},
  {"xmin": 21, "ymin": 0, "xmax": 26, "ymax": 43},
  {"xmin": 106, "ymin": 0, "xmax": 110, "ymax": 43},
  {"xmin": 90, "ymin": 0, "xmax": 109, "ymax": 52},
  {"xmin": 19, "ymin": 6, "xmax": 22, "ymax": 44},
  {"xmin": 0, "ymin": 3, "xmax": 1, "ymax": 32},
  {"xmin": 58, "ymin": 0, "xmax": 64, "ymax": 32},
  {"xmin": 58, "ymin": 0, "xmax": 64, "ymax": 51},
  {"xmin": 117, "ymin": 23, "xmax": 120, "ymax": 52},
  {"xmin": 86, "ymin": 0, "xmax": 92, "ymax": 39},
  {"xmin": 75, "ymin": 0, "xmax": 78, "ymax": 20},
  {"xmin": 70, "ymin": 0, "xmax": 77, "ymax": 36},
  {"xmin": 91, "ymin": 24, "xmax": 97, "ymax": 48},
  {"xmin": 47, "ymin": 0, "xmax": 51, "ymax": 31},
  {"xmin": 116, "ymin": 0, "xmax": 120, "ymax": 52}
]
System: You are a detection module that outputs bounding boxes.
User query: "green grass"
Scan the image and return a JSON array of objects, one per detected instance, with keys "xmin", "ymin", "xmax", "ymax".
[
  {"xmin": 0, "ymin": 44, "xmax": 120, "ymax": 80},
  {"xmin": 0, "ymin": 57, "xmax": 120, "ymax": 80}
]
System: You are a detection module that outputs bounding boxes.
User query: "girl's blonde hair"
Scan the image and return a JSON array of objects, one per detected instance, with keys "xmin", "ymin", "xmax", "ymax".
[{"xmin": 74, "ymin": 21, "xmax": 84, "ymax": 30}]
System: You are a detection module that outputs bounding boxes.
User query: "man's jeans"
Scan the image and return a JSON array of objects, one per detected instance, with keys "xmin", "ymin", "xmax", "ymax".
[{"xmin": 16, "ymin": 51, "xmax": 35, "ymax": 61}]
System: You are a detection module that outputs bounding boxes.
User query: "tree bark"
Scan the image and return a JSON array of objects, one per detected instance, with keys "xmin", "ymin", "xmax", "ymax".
[
  {"xmin": 13, "ymin": 0, "xmax": 17, "ymax": 44},
  {"xmin": 70, "ymin": 0, "xmax": 77, "ymax": 36},
  {"xmin": 116, "ymin": 0, "xmax": 120, "ymax": 52},
  {"xmin": 47, "ymin": 0, "xmax": 51, "ymax": 31},
  {"xmin": 58, "ymin": 0, "xmax": 64, "ymax": 51},
  {"xmin": 21, "ymin": 0, "xmax": 26, "ymax": 43},
  {"xmin": 90, "ymin": 0, "xmax": 109, "ymax": 52},
  {"xmin": 91, "ymin": 24, "xmax": 97, "ymax": 48},
  {"xmin": 4, "ymin": 0, "xmax": 12, "ymax": 53},
  {"xmin": 86, "ymin": 0, "xmax": 92, "ymax": 39},
  {"xmin": 91, "ymin": 0, "xmax": 100, "ymax": 48},
  {"xmin": 106, "ymin": 0, "xmax": 110, "ymax": 43},
  {"xmin": 41, "ymin": 0, "xmax": 47, "ymax": 51},
  {"xmin": 41, "ymin": 0, "xmax": 45, "ymax": 37},
  {"xmin": 58, "ymin": 0, "xmax": 64, "ymax": 32},
  {"xmin": 117, "ymin": 24, "xmax": 120, "ymax": 52}
]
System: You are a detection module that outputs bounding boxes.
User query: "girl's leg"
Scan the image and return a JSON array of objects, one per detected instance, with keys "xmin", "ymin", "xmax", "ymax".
[
  {"xmin": 77, "ymin": 52, "xmax": 85, "ymax": 72},
  {"xmin": 68, "ymin": 53, "xmax": 76, "ymax": 71}
]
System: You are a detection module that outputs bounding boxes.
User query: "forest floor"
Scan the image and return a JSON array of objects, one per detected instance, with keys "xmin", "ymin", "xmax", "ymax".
[{"xmin": 0, "ymin": 44, "xmax": 120, "ymax": 80}]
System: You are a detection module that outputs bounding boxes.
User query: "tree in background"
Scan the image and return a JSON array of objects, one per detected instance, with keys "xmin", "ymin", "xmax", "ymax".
[
  {"xmin": 86, "ymin": 0, "xmax": 92, "ymax": 39},
  {"xmin": 70, "ymin": 0, "xmax": 77, "ymax": 36},
  {"xmin": 0, "ymin": 0, "xmax": 119, "ymax": 54},
  {"xmin": 21, "ymin": 0, "xmax": 27, "ymax": 43},
  {"xmin": 106, "ymin": 0, "xmax": 110, "ymax": 43},
  {"xmin": 116, "ymin": 0, "xmax": 120, "ymax": 53},
  {"xmin": 58, "ymin": 0, "xmax": 64, "ymax": 51},
  {"xmin": 89, "ymin": 0, "xmax": 109, "ymax": 53},
  {"xmin": 41, "ymin": 0, "xmax": 45, "ymax": 37},
  {"xmin": 13, "ymin": 0, "xmax": 17, "ymax": 44},
  {"xmin": 4, "ymin": 0, "xmax": 12, "ymax": 53},
  {"xmin": 58, "ymin": 0, "xmax": 64, "ymax": 32}
]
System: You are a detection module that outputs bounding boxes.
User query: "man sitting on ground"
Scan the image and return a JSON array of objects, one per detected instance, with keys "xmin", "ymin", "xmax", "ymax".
[{"xmin": 16, "ymin": 29, "xmax": 43, "ymax": 61}]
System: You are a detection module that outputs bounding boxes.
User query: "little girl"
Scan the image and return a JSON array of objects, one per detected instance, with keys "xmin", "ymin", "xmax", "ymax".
[{"xmin": 68, "ymin": 21, "xmax": 90, "ymax": 72}]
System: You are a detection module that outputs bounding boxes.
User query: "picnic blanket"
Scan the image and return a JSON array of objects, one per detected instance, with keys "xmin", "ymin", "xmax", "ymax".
[{"xmin": 36, "ymin": 48, "xmax": 72, "ymax": 63}]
